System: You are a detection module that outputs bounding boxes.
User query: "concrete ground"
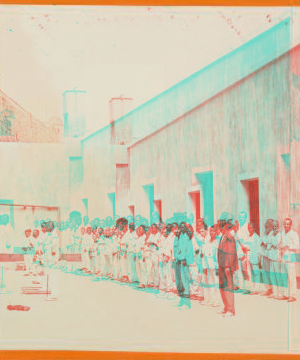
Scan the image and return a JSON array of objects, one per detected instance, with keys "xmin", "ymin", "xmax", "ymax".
[{"xmin": 0, "ymin": 265, "xmax": 299, "ymax": 354}]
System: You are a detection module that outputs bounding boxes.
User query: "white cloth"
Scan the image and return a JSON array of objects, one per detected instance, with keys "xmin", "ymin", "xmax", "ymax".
[
  {"xmin": 267, "ymin": 233, "xmax": 282, "ymax": 261},
  {"xmin": 237, "ymin": 223, "xmax": 249, "ymax": 243},
  {"xmin": 164, "ymin": 232, "xmax": 175, "ymax": 260},
  {"xmin": 202, "ymin": 240, "xmax": 218, "ymax": 269}
]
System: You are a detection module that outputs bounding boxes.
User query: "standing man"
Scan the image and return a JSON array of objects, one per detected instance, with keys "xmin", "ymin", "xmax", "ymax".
[
  {"xmin": 235, "ymin": 211, "xmax": 250, "ymax": 292},
  {"xmin": 260, "ymin": 219, "xmax": 274, "ymax": 297},
  {"xmin": 173, "ymin": 222, "xmax": 195, "ymax": 309},
  {"xmin": 217, "ymin": 213, "xmax": 240, "ymax": 317},
  {"xmin": 190, "ymin": 220, "xmax": 206, "ymax": 301},
  {"xmin": 240, "ymin": 223, "xmax": 261, "ymax": 295},
  {"xmin": 281, "ymin": 218, "xmax": 299, "ymax": 302}
]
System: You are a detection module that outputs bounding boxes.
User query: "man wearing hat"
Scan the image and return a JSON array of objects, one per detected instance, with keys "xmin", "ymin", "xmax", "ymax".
[{"xmin": 217, "ymin": 212, "xmax": 240, "ymax": 317}]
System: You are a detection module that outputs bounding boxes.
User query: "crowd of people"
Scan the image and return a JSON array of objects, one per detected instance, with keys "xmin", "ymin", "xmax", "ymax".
[{"xmin": 1, "ymin": 210, "xmax": 299, "ymax": 317}]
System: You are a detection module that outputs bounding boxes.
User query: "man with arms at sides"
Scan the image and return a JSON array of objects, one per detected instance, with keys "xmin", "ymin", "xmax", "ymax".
[
  {"xmin": 260, "ymin": 219, "xmax": 274, "ymax": 297},
  {"xmin": 157, "ymin": 223, "xmax": 168, "ymax": 297},
  {"xmin": 201, "ymin": 225, "xmax": 221, "ymax": 307},
  {"xmin": 173, "ymin": 222, "xmax": 195, "ymax": 310},
  {"xmin": 126, "ymin": 222, "xmax": 138, "ymax": 283},
  {"xmin": 144, "ymin": 223, "xmax": 160, "ymax": 288},
  {"xmin": 234, "ymin": 211, "xmax": 250, "ymax": 292},
  {"xmin": 161, "ymin": 222, "xmax": 177, "ymax": 293},
  {"xmin": 135, "ymin": 225, "xmax": 147, "ymax": 289},
  {"xmin": 280, "ymin": 218, "xmax": 300, "ymax": 302},
  {"xmin": 97, "ymin": 227, "xmax": 108, "ymax": 277},
  {"xmin": 115, "ymin": 218, "xmax": 129, "ymax": 282},
  {"xmin": 239, "ymin": 222, "xmax": 262, "ymax": 295},
  {"xmin": 105, "ymin": 226, "xmax": 115, "ymax": 279},
  {"xmin": 162, "ymin": 222, "xmax": 176, "ymax": 298},
  {"xmin": 190, "ymin": 219, "xmax": 206, "ymax": 302},
  {"xmin": 267, "ymin": 220, "xmax": 286, "ymax": 300},
  {"xmin": 217, "ymin": 213, "xmax": 241, "ymax": 317},
  {"xmin": 111, "ymin": 225, "xmax": 121, "ymax": 281}
]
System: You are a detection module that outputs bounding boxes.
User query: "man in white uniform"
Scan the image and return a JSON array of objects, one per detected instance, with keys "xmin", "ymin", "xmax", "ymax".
[{"xmin": 281, "ymin": 218, "xmax": 300, "ymax": 302}]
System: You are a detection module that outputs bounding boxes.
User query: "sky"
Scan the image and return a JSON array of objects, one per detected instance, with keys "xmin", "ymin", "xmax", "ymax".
[{"xmin": 0, "ymin": 6, "xmax": 294, "ymax": 134}]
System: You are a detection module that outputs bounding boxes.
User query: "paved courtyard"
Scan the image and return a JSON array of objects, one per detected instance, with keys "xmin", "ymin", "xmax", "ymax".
[{"xmin": 0, "ymin": 266, "xmax": 299, "ymax": 354}]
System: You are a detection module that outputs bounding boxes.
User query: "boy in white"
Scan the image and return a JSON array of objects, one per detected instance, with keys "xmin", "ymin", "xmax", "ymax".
[
  {"xmin": 280, "ymin": 218, "xmax": 300, "ymax": 302},
  {"xmin": 201, "ymin": 226, "xmax": 220, "ymax": 306}
]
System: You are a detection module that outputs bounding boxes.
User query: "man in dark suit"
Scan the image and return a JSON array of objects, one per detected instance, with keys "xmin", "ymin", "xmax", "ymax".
[{"xmin": 217, "ymin": 213, "xmax": 242, "ymax": 317}]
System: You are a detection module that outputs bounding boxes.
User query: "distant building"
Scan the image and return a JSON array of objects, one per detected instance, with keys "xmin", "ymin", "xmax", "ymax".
[
  {"xmin": 63, "ymin": 90, "xmax": 87, "ymax": 139},
  {"xmin": 0, "ymin": 90, "xmax": 63, "ymax": 143}
]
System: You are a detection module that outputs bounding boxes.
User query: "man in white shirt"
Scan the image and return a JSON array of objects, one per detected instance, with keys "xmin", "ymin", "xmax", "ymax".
[
  {"xmin": 281, "ymin": 218, "xmax": 299, "ymax": 302},
  {"xmin": 240, "ymin": 223, "xmax": 261, "ymax": 295},
  {"xmin": 157, "ymin": 224, "xmax": 168, "ymax": 297},
  {"xmin": 190, "ymin": 220, "xmax": 206, "ymax": 301},
  {"xmin": 201, "ymin": 225, "xmax": 221, "ymax": 306},
  {"xmin": 235, "ymin": 211, "xmax": 250, "ymax": 292},
  {"xmin": 260, "ymin": 219, "xmax": 275, "ymax": 296},
  {"xmin": 135, "ymin": 225, "xmax": 147, "ymax": 288},
  {"xmin": 127, "ymin": 223, "xmax": 138, "ymax": 283},
  {"xmin": 145, "ymin": 223, "xmax": 160, "ymax": 288},
  {"xmin": 267, "ymin": 220, "xmax": 286, "ymax": 300}
]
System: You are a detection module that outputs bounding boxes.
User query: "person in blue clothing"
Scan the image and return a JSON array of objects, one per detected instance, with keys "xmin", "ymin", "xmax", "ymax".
[{"xmin": 173, "ymin": 222, "xmax": 195, "ymax": 309}]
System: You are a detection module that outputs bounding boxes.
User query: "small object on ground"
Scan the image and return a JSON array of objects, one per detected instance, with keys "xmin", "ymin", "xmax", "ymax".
[{"xmin": 7, "ymin": 305, "xmax": 30, "ymax": 311}]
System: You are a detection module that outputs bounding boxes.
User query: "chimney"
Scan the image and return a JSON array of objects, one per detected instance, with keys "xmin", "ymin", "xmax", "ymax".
[
  {"xmin": 109, "ymin": 95, "xmax": 133, "ymax": 145},
  {"xmin": 63, "ymin": 89, "xmax": 87, "ymax": 138}
]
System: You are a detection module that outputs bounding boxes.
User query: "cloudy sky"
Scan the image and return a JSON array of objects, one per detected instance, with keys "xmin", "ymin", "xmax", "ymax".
[{"xmin": 0, "ymin": 6, "xmax": 294, "ymax": 133}]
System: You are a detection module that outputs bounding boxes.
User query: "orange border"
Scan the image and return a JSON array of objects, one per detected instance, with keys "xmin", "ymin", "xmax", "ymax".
[
  {"xmin": 0, "ymin": 352, "xmax": 300, "ymax": 359},
  {"xmin": 0, "ymin": 1, "xmax": 299, "ymax": 359},
  {"xmin": 0, "ymin": 0, "xmax": 300, "ymax": 5}
]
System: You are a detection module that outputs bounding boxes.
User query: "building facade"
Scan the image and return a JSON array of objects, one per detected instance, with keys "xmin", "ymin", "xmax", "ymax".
[{"xmin": 0, "ymin": 18, "xmax": 299, "ymax": 246}]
